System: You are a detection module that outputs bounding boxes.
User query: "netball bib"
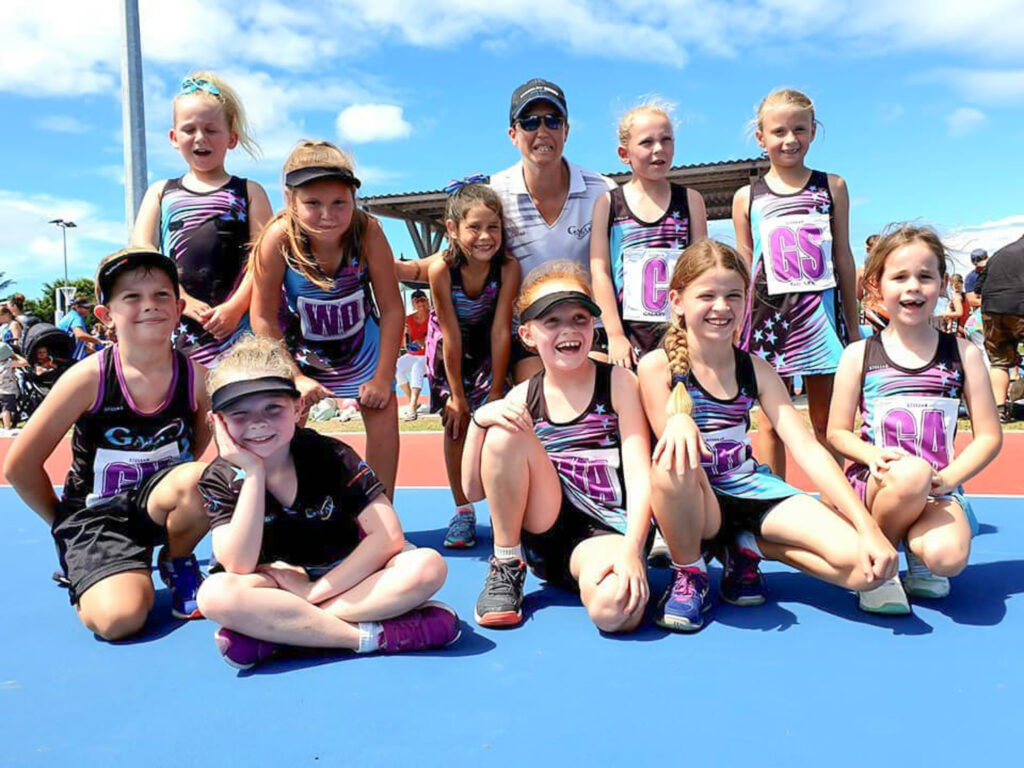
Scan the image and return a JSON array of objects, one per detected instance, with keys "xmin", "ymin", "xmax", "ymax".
[
  {"xmin": 873, "ymin": 395, "xmax": 958, "ymax": 471},
  {"xmin": 298, "ymin": 292, "xmax": 367, "ymax": 342},
  {"xmin": 758, "ymin": 213, "xmax": 836, "ymax": 296},
  {"xmin": 621, "ymin": 247, "xmax": 678, "ymax": 322}
]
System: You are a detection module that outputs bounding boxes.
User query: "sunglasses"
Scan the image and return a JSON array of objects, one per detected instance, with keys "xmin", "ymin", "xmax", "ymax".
[{"xmin": 516, "ymin": 114, "xmax": 565, "ymax": 132}]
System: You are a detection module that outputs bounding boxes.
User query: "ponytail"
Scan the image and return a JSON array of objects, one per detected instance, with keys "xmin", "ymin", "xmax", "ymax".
[{"xmin": 663, "ymin": 321, "xmax": 693, "ymax": 416}]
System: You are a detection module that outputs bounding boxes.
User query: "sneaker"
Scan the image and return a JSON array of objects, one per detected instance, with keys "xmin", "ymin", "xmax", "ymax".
[
  {"xmin": 647, "ymin": 529, "xmax": 671, "ymax": 568},
  {"xmin": 720, "ymin": 543, "xmax": 766, "ymax": 606},
  {"xmin": 474, "ymin": 557, "xmax": 527, "ymax": 627},
  {"xmin": 1000, "ymin": 402, "xmax": 1016, "ymax": 424},
  {"xmin": 902, "ymin": 545, "xmax": 950, "ymax": 599},
  {"xmin": 158, "ymin": 551, "xmax": 205, "ymax": 620},
  {"xmin": 858, "ymin": 576, "xmax": 912, "ymax": 615},
  {"xmin": 655, "ymin": 566, "xmax": 711, "ymax": 632},
  {"xmin": 380, "ymin": 601, "xmax": 462, "ymax": 653},
  {"xmin": 214, "ymin": 628, "xmax": 280, "ymax": 670},
  {"xmin": 444, "ymin": 508, "xmax": 477, "ymax": 548},
  {"xmin": 402, "ymin": 406, "xmax": 418, "ymax": 422}
]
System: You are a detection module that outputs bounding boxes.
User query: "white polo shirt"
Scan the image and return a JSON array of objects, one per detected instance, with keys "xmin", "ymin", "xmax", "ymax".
[{"xmin": 490, "ymin": 159, "xmax": 616, "ymax": 282}]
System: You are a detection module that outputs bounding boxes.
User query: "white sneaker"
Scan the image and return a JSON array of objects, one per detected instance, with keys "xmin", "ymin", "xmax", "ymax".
[
  {"xmin": 902, "ymin": 547, "xmax": 950, "ymax": 599},
  {"xmin": 402, "ymin": 407, "xmax": 418, "ymax": 422},
  {"xmin": 858, "ymin": 576, "xmax": 911, "ymax": 615},
  {"xmin": 647, "ymin": 529, "xmax": 671, "ymax": 568}
]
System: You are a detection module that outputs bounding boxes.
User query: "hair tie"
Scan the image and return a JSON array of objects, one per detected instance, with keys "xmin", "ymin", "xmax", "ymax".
[
  {"xmin": 178, "ymin": 77, "xmax": 221, "ymax": 98},
  {"xmin": 443, "ymin": 173, "xmax": 490, "ymax": 196}
]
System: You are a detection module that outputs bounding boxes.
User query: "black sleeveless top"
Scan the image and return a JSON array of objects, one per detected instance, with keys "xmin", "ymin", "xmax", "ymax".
[
  {"xmin": 62, "ymin": 346, "xmax": 197, "ymax": 509},
  {"xmin": 525, "ymin": 362, "xmax": 627, "ymax": 532}
]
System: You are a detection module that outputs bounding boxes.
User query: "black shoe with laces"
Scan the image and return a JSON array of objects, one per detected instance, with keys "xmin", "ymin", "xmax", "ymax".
[{"xmin": 474, "ymin": 557, "xmax": 527, "ymax": 628}]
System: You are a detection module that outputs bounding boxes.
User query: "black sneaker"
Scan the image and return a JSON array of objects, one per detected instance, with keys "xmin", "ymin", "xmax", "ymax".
[
  {"xmin": 474, "ymin": 557, "xmax": 527, "ymax": 628},
  {"xmin": 1000, "ymin": 402, "xmax": 1016, "ymax": 425}
]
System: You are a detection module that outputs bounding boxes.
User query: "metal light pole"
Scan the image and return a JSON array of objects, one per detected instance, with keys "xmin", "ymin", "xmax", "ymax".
[
  {"xmin": 121, "ymin": 0, "xmax": 148, "ymax": 236},
  {"xmin": 48, "ymin": 219, "xmax": 77, "ymax": 287}
]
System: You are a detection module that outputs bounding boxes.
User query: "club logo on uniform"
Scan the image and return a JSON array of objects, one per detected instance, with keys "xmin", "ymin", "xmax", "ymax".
[
  {"xmin": 568, "ymin": 223, "xmax": 592, "ymax": 240},
  {"xmin": 305, "ymin": 496, "xmax": 335, "ymax": 521}
]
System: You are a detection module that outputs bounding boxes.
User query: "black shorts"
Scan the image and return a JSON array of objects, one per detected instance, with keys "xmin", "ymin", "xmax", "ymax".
[
  {"xmin": 521, "ymin": 503, "xmax": 620, "ymax": 588},
  {"xmin": 52, "ymin": 466, "xmax": 173, "ymax": 604},
  {"xmin": 713, "ymin": 491, "xmax": 792, "ymax": 542},
  {"xmin": 0, "ymin": 393, "xmax": 16, "ymax": 412}
]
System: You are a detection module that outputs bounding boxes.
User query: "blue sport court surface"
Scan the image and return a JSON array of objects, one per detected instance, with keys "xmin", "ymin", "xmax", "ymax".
[{"xmin": 2, "ymin": 487, "xmax": 1021, "ymax": 766}]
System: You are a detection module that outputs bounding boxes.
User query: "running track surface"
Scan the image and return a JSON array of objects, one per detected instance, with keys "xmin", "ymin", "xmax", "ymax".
[{"xmin": 1, "ymin": 435, "xmax": 1022, "ymax": 766}]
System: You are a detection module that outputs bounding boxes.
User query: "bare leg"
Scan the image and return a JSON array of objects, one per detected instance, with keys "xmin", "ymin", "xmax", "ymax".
[
  {"xmin": 650, "ymin": 463, "xmax": 719, "ymax": 564},
  {"xmin": 990, "ymin": 366, "xmax": 1010, "ymax": 407},
  {"xmin": 409, "ymin": 385, "xmax": 422, "ymax": 412},
  {"xmin": 805, "ymin": 374, "xmax": 844, "ymax": 507},
  {"xmin": 863, "ymin": 456, "xmax": 933, "ymax": 545},
  {"xmin": 76, "ymin": 571, "xmax": 154, "ymax": 641},
  {"xmin": 906, "ymin": 497, "xmax": 971, "ymax": 577},
  {"xmin": 758, "ymin": 495, "xmax": 878, "ymax": 591},
  {"xmin": 479, "ymin": 425, "xmax": 561, "ymax": 546},
  {"xmin": 754, "ymin": 413, "xmax": 787, "ymax": 478},
  {"xmin": 571, "ymin": 535, "xmax": 647, "ymax": 633},
  {"xmin": 146, "ymin": 461, "xmax": 209, "ymax": 558},
  {"xmin": 362, "ymin": 393, "xmax": 399, "ymax": 500},
  {"xmin": 443, "ymin": 430, "xmax": 470, "ymax": 506}
]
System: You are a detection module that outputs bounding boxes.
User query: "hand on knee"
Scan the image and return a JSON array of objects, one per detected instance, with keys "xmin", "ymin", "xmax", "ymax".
[
  {"xmin": 882, "ymin": 456, "xmax": 933, "ymax": 503},
  {"xmin": 586, "ymin": 581, "xmax": 638, "ymax": 634}
]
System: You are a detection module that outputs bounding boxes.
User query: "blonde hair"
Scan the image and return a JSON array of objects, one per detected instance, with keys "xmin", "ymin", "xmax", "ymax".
[
  {"xmin": 253, "ymin": 140, "xmax": 371, "ymax": 291},
  {"xmin": 173, "ymin": 71, "xmax": 260, "ymax": 159},
  {"xmin": 748, "ymin": 87, "xmax": 818, "ymax": 137},
  {"xmin": 617, "ymin": 97, "xmax": 675, "ymax": 147},
  {"xmin": 515, "ymin": 260, "xmax": 592, "ymax": 317},
  {"xmin": 664, "ymin": 240, "xmax": 750, "ymax": 417},
  {"xmin": 861, "ymin": 224, "xmax": 948, "ymax": 305},
  {"xmin": 207, "ymin": 334, "xmax": 295, "ymax": 396}
]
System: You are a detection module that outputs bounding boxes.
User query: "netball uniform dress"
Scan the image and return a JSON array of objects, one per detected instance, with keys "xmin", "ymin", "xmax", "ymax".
[
  {"xmin": 845, "ymin": 333, "xmax": 975, "ymax": 529},
  {"xmin": 742, "ymin": 171, "xmax": 848, "ymax": 377},
  {"xmin": 425, "ymin": 261, "xmax": 503, "ymax": 412},
  {"xmin": 52, "ymin": 346, "xmax": 197, "ymax": 602},
  {"xmin": 200, "ymin": 428, "xmax": 384, "ymax": 576},
  {"xmin": 282, "ymin": 250, "xmax": 380, "ymax": 399},
  {"xmin": 676, "ymin": 348, "xmax": 801, "ymax": 537},
  {"xmin": 160, "ymin": 176, "xmax": 251, "ymax": 367},
  {"xmin": 607, "ymin": 183, "xmax": 691, "ymax": 355},
  {"xmin": 520, "ymin": 362, "xmax": 637, "ymax": 585}
]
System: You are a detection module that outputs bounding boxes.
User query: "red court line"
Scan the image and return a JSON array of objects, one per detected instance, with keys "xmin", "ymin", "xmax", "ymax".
[{"xmin": 1, "ymin": 432, "xmax": 1022, "ymax": 495}]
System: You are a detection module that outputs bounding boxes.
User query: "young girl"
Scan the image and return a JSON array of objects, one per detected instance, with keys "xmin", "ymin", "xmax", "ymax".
[
  {"xmin": 463, "ymin": 262, "xmax": 651, "ymax": 632},
  {"xmin": 426, "ymin": 181, "xmax": 519, "ymax": 548},
  {"xmin": 195, "ymin": 336, "xmax": 459, "ymax": 670},
  {"xmin": 3, "ymin": 249, "xmax": 211, "ymax": 639},
  {"xmin": 637, "ymin": 240, "xmax": 897, "ymax": 629},
  {"xmin": 591, "ymin": 100, "xmax": 708, "ymax": 368},
  {"xmin": 250, "ymin": 140, "xmax": 404, "ymax": 499},
  {"xmin": 828, "ymin": 226, "xmax": 1000, "ymax": 613},
  {"xmin": 732, "ymin": 89, "xmax": 859, "ymax": 479},
  {"xmin": 133, "ymin": 72, "xmax": 273, "ymax": 367}
]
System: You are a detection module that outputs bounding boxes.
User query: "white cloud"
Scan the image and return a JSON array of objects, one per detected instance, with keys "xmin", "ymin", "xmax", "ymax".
[
  {"xmin": 336, "ymin": 104, "xmax": 413, "ymax": 144},
  {"xmin": 879, "ymin": 103, "xmax": 904, "ymax": 121},
  {"xmin": 942, "ymin": 214, "xmax": 1024, "ymax": 273},
  {"xmin": 0, "ymin": 191, "xmax": 126, "ymax": 293},
  {"xmin": 37, "ymin": 116, "xmax": 93, "ymax": 134},
  {"xmin": 946, "ymin": 106, "xmax": 987, "ymax": 136},
  {"xmin": 929, "ymin": 68, "xmax": 1024, "ymax": 106}
]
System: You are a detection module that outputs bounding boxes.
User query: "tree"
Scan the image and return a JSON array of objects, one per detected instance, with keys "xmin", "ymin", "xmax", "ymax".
[
  {"xmin": 0, "ymin": 272, "xmax": 13, "ymax": 294},
  {"xmin": 25, "ymin": 278, "xmax": 98, "ymax": 325}
]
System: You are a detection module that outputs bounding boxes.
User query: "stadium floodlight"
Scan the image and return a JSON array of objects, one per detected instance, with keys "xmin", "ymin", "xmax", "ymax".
[{"xmin": 48, "ymin": 218, "xmax": 77, "ymax": 287}]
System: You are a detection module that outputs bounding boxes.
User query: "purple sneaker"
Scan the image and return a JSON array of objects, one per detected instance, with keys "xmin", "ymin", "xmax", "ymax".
[
  {"xmin": 655, "ymin": 566, "xmax": 711, "ymax": 632},
  {"xmin": 158, "ymin": 551, "xmax": 205, "ymax": 620},
  {"xmin": 720, "ymin": 543, "xmax": 766, "ymax": 606},
  {"xmin": 380, "ymin": 601, "xmax": 462, "ymax": 653},
  {"xmin": 213, "ymin": 628, "xmax": 280, "ymax": 670}
]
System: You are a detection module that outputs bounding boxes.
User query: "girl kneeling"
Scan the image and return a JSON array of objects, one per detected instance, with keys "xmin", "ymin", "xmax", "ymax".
[
  {"xmin": 464, "ymin": 263, "xmax": 652, "ymax": 632},
  {"xmin": 197, "ymin": 336, "xmax": 459, "ymax": 670}
]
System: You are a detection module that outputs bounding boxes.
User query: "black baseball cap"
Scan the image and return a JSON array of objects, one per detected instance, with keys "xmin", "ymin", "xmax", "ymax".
[
  {"xmin": 411, "ymin": 289, "xmax": 428, "ymax": 300},
  {"xmin": 285, "ymin": 166, "xmax": 361, "ymax": 189},
  {"xmin": 510, "ymin": 79, "xmax": 568, "ymax": 125},
  {"xmin": 520, "ymin": 290, "xmax": 601, "ymax": 322},
  {"xmin": 211, "ymin": 376, "xmax": 301, "ymax": 412},
  {"xmin": 96, "ymin": 249, "xmax": 180, "ymax": 304},
  {"xmin": 69, "ymin": 296, "xmax": 94, "ymax": 309},
  {"xmin": 970, "ymin": 248, "xmax": 988, "ymax": 264}
]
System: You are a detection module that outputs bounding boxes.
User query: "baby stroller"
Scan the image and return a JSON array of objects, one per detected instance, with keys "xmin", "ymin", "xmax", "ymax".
[{"xmin": 15, "ymin": 322, "xmax": 75, "ymax": 421}]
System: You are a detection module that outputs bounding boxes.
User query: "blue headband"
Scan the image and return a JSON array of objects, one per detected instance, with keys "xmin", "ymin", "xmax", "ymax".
[
  {"xmin": 443, "ymin": 173, "xmax": 489, "ymax": 196},
  {"xmin": 178, "ymin": 77, "xmax": 221, "ymax": 98}
]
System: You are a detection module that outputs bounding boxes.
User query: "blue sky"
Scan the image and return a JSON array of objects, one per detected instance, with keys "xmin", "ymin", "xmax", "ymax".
[{"xmin": 4, "ymin": 0, "xmax": 1024, "ymax": 300}]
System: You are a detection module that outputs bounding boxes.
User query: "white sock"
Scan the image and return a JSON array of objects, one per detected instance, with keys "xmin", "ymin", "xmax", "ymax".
[
  {"xmin": 494, "ymin": 543, "xmax": 523, "ymax": 562},
  {"xmin": 356, "ymin": 621, "xmax": 383, "ymax": 654},
  {"xmin": 736, "ymin": 531, "xmax": 764, "ymax": 559},
  {"xmin": 671, "ymin": 557, "xmax": 707, "ymax": 574},
  {"xmin": 455, "ymin": 502, "xmax": 475, "ymax": 516}
]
